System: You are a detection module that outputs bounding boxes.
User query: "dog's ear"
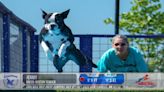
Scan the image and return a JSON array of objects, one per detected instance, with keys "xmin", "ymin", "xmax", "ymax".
[
  {"xmin": 61, "ymin": 9, "xmax": 70, "ymax": 19},
  {"xmin": 41, "ymin": 9, "xmax": 47, "ymax": 19}
]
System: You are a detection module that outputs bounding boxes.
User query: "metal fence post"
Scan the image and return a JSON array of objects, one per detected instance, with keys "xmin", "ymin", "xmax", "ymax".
[
  {"xmin": 30, "ymin": 34, "xmax": 39, "ymax": 72},
  {"xmin": 21, "ymin": 26, "xmax": 27, "ymax": 72},
  {"xmin": 79, "ymin": 36, "xmax": 93, "ymax": 72},
  {"xmin": 3, "ymin": 13, "xmax": 10, "ymax": 72}
]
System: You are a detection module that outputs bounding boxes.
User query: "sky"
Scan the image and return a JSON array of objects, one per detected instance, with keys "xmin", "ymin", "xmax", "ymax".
[
  {"xmin": 1, "ymin": 0, "xmax": 164, "ymax": 35},
  {"xmin": 0, "ymin": 0, "xmax": 132, "ymax": 35}
]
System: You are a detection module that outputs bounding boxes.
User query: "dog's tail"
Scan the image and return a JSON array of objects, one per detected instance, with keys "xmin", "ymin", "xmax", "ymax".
[
  {"xmin": 86, "ymin": 56, "xmax": 97, "ymax": 68},
  {"xmin": 91, "ymin": 61, "xmax": 97, "ymax": 68}
]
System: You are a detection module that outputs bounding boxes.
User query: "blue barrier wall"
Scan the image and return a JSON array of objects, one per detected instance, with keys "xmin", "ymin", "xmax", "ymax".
[{"xmin": 0, "ymin": 2, "xmax": 38, "ymax": 72}]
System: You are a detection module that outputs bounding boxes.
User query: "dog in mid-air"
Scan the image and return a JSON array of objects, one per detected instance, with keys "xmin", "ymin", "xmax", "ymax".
[{"xmin": 39, "ymin": 9, "xmax": 97, "ymax": 72}]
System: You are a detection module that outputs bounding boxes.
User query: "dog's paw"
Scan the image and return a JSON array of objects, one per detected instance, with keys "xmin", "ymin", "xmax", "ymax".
[
  {"xmin": 58, "ymin": 69, "xmax": 63, "ymax": 73},
  {"xmin": 92, "ymin": 63, "xmax": 98, "ymax": 68}
]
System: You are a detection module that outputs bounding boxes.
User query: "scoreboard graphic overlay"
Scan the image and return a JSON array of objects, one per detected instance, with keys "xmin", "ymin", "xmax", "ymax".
[{"xmin": 0, "ymin": 73, "xmax": 163, "ymax": 90}]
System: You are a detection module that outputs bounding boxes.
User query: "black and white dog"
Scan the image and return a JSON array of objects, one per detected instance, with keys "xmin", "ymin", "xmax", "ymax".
[{"xmin": 39, "ymin": 9, "xmax": 97, "ymax": 72}]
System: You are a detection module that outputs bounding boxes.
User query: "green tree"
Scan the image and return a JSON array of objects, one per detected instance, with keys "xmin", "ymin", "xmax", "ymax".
[{"xmin": 104, "ymin": 0, "xmax": 164, "ymax": 72}]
